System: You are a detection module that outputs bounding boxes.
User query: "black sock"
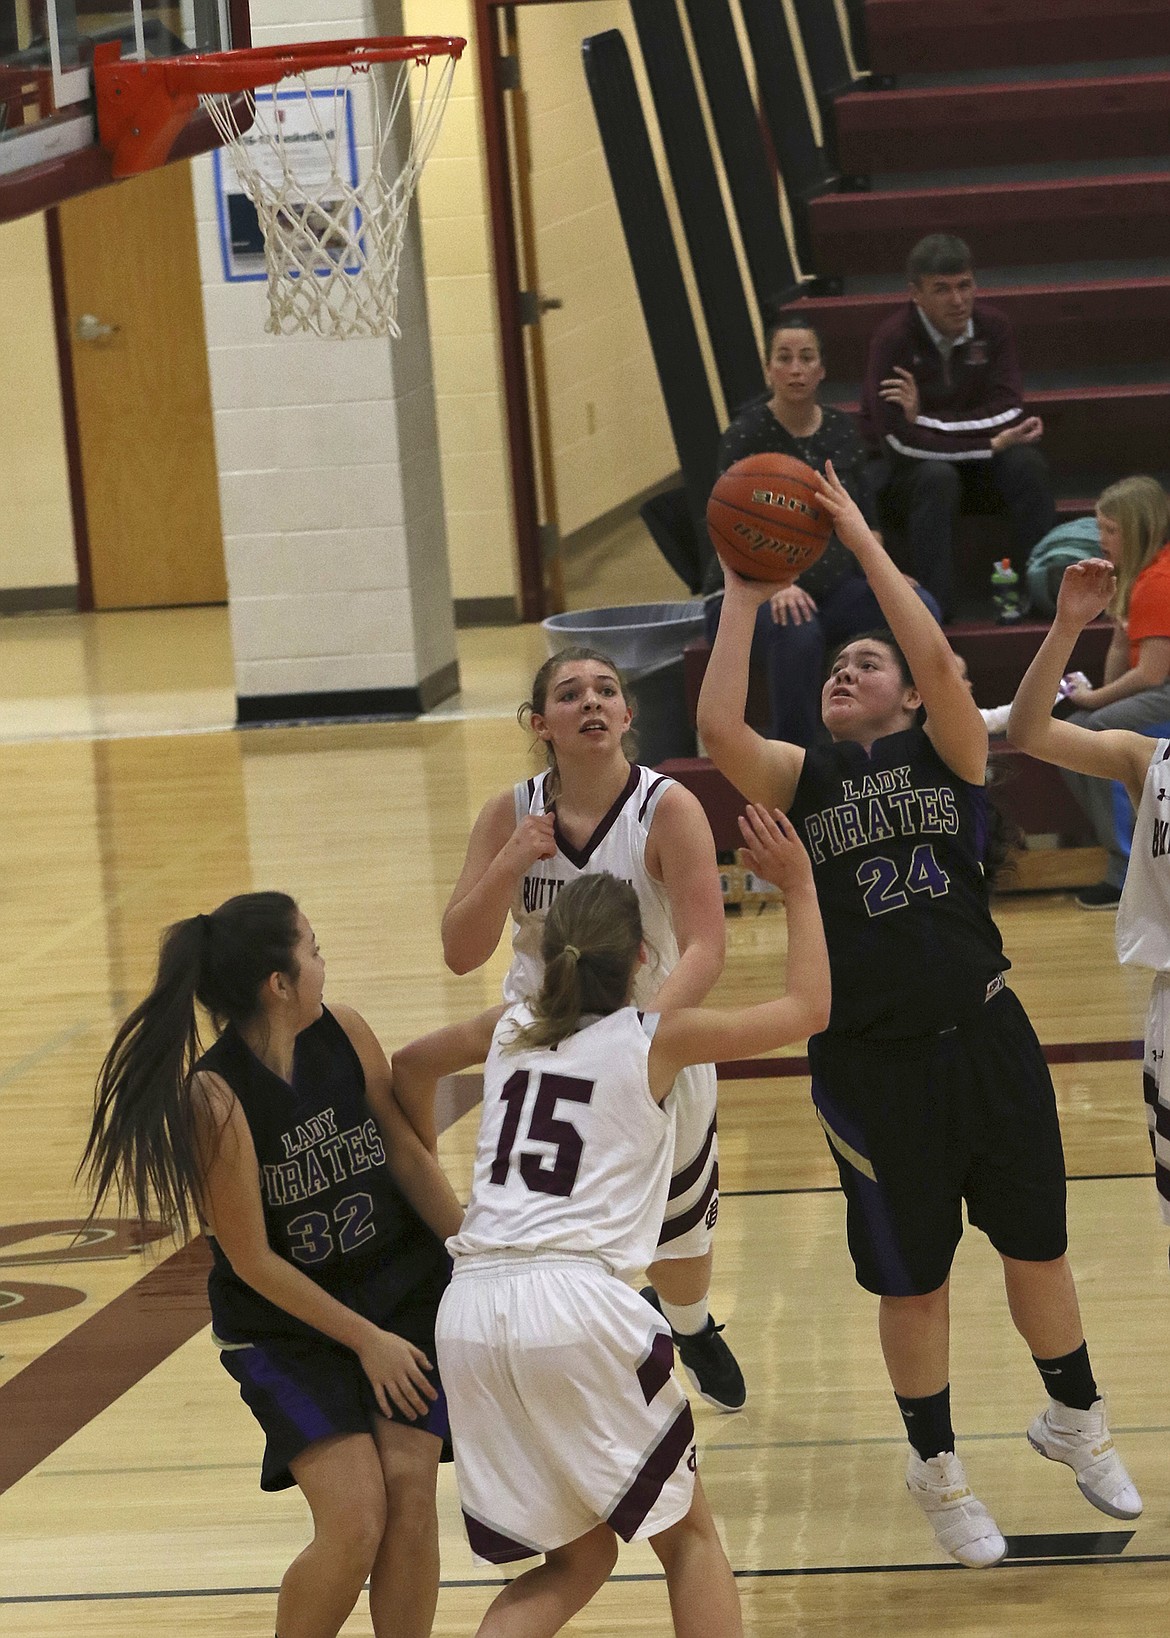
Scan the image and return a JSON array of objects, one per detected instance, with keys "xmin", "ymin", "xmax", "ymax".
[
  {"xmin": 1032, "ymin": 1341, "xmax": 1098, "ymax": 1410},
  {"xmin": 895, "ymin": 1385, "xmax": 954, "ymax": 1460}
]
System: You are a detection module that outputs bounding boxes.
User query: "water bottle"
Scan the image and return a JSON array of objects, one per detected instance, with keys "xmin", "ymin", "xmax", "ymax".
[{"xmin": 990, "ymin": 557, "xmax": 1022, "ymax": 623}]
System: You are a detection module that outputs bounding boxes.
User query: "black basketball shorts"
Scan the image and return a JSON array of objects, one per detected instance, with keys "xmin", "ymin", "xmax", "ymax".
[
  {"xmin": 219, "ymin": 1283, "xmax": 449, "ymax": 1491},
  {"xmin": 809, "ymin": 986, "xmax": 1068, "ymax": 1296}
]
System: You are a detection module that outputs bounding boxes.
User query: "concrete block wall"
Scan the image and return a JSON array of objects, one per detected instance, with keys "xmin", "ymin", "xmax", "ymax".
[{"xmin": 193, "ymin": 0, "xmax": 459, "ymax": 717}]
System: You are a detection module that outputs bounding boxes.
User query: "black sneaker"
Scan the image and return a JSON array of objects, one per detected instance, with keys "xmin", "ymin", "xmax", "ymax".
[
  {"xmin": 1075, "ymin": 881, "xmax": 1122, "ymax": 910},
  {"xmin": 640, "ymin": 1286, "xmax": 747, "ymax": 1412}
]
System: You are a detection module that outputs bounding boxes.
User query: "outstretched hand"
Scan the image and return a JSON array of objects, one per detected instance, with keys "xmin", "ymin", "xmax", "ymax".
[
  {"xmin": 811, "ymin": 461, "xmax": 873, "ymax": 556},
  {"xmin": 357, "ymin": 1326, "xmax": 439, "ymax": 1420},
  {"xmin": 1055, "ymin": 557, "xmax": 1115, "ymax": 629},
  {"xmin": 736, "ymin": 803, "xmax": 814, "ymax": 894}
]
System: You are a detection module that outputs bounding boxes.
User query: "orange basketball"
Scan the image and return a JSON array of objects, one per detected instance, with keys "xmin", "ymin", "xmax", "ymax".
[{"xmin": 706, "ymin": 452, "xmax": 833, "ymax": 583}]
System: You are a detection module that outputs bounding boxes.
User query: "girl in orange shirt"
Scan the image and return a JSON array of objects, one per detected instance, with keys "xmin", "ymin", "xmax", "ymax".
[{"xmin": 1058, "ymin": 475, "xmax": 1170, "ymax": 908}]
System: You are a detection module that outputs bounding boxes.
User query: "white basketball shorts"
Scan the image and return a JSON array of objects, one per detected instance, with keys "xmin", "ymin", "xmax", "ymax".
[
  {"xmin": 436, "ymin": 1255, "xmax": 696, "ymax": 1564},
  {"xmin": 656, "ymin": 1061, "xmax": 719, "ymax": 1261}
]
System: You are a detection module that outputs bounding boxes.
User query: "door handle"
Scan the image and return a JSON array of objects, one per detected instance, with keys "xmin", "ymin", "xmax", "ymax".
[{"xmin": 75, "ymin": 313, "xmax": 120, "ymax": 342}]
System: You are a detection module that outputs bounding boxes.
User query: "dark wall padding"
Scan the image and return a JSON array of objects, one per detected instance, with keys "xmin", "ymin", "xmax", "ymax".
[
  {"xmin": 679, "ymin": 0, "xmax": 803, "ymax": 306},
  {"xmin": 629, "ymin": 0, "xmax": 764, "ymax": 417},
  {"xmin": 582, "ymin": 28, "xmax": 722, "ymax": 526},
  {"xmin": 736, "ymin": 0, "xmax": 835, "ymax": 265}
]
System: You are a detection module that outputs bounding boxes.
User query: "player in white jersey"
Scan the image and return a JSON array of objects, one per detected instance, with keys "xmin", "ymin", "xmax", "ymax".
[
  {"xmin": 1010, "ymin": 555, "xmax": 1170, "ymax": 1227},
  {"xmin": 434, "ymin": 645, "xmax": 746, "ymax": 1412},
  {"xmin": 392, "ymin": 815, "xmax": 830, "ymax": 1637}
]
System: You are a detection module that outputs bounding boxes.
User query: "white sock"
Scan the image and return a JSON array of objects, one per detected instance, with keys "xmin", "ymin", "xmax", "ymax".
[{"xmin": 659, "ymin": 1296, "xmax": 709, "ymax": 1337}]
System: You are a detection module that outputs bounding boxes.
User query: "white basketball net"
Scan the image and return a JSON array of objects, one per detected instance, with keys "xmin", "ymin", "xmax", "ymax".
[{"xmin": 201, "ymin": 53, "xmax": 456, "ymax": 340}]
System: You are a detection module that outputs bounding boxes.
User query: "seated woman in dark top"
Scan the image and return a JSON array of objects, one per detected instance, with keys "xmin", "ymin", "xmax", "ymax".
[{"xmin": 704, "ymin": 314, "xmax": 941, "ymax": 746}]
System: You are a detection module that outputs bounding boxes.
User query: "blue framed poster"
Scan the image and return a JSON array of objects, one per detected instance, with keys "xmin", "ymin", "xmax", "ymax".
[{"xmin": 211, "ymin": 85, "xmax": 362, "ymax": 283}]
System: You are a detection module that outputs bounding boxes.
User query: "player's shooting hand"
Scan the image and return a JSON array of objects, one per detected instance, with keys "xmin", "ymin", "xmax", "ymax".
[
  {"xmin": 357, "ymin": 1326, "xmax": 439, "ymax": 1420},
  {"xmin": 1055, "ymin": 557, "xmax": 1115, "ymax": 631},
  {"xmin": 770, "ymin": 583, "xmax": 817, "ymax": 625},
  {"xmin": 736, "ymin": 803, "xmax": 813, "ymax": 894},
  {"xmin": 811, "ymin": 462, "xmax": 872, "ymax": 557},
  {"xmin": 878, "ymin": 365, "xmax": 920, "ymax": 423},
  {"xmin": 504, "ymin": 812, "xmax": 558, "ymax": 870}
]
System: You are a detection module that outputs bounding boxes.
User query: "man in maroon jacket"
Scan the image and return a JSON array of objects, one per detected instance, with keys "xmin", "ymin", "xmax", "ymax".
[{"xmin": 860, "ymin": 234, "xmax": 1055, "ymax": 617}]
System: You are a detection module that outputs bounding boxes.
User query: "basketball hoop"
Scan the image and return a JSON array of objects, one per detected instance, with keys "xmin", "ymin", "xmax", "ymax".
[{"xmin": 94, "ymin": 37, "xmax": 465, "ymax": 340}]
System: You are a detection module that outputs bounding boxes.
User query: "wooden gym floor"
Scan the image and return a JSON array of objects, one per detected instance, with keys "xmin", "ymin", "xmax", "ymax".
[{"xmin": 1, "ymin": 599, "xmax": 1167, "ymax": 1636}]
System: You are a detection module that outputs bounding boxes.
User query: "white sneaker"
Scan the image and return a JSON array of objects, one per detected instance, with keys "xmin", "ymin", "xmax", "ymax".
[
  {"xmin": 906, "ymin": 1450, "xmax": 1007, "ymax": 1568},
  {"xmin": 1027, "ymin": 1398, "xmax": 1142, "ymax": 1519}
]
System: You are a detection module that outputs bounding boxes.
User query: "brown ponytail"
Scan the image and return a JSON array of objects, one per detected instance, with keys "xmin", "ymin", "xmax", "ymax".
[
  {"xmin": 506, "ymin": 873, "xmax": 643, "ymax": 1050},
  {"xmin": 80, "ymin": 891, "xmax": 301, "ymax": 1236}
]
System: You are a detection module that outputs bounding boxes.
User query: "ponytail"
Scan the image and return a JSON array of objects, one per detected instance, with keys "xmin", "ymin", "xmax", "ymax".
[
  {"xmin": 506, "ymin": 874, "xmax": 643, "ymax": 1051},
  {"xmin": 79, "ymin": 891, "xmax": 300, "ymax": 1236}
]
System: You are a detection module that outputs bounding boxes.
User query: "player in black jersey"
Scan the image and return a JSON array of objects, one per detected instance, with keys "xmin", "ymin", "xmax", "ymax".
[
  {"xmin": 80, "ymin": 891, "xmax": 466, "ymax": 1638},
  {"xmin": 698, "ymin": 465, "xmax": 1141, "ymax": 1568}
]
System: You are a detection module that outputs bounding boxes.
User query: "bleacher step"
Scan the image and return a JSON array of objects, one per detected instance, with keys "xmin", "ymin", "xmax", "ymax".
[
  {"xmin": 809, "ymin": 170, "xmax": 1170, "ymax": 276},
  {"xmin": 864, "ymin": 0, "xmax": 1170, "ymax": 77},
  {"xmin": 835, "ymin": 73, "xmax": 1170, "ymax": 173}
]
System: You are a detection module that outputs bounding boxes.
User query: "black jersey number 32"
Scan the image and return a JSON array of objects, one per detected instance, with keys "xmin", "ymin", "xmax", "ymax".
[
  {"xmin": 857, "ymin": 843, "xmax": 950, "ymax": 917},
  {"xmin": 489, "ymin": 1070, "xmax": 595, "ymax": 1198}
]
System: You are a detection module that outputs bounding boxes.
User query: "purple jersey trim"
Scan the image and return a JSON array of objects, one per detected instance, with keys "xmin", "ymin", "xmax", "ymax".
[
  {"xmin": 667, "ymin": 1113, "xmax": 717, "ymax": 1200},
  {"xmin": 811, "ymin": 1076, "xmax": 916, "ymax": 1296},
  {"xmin": 636, "ymin": 1330, "xmax": 675, "ymax": 1406},
  {"xmin": 463, "ymin": 1509, "xmax": 543, "ymax": 1564},
  {"xmin": 235, "ymin": 1347, "xmax": 336, "ymax": 1445},
  {"xmin": 657, "ymin": 1161, "xmax": 718, "ymax": 1246},
  {"xmin": 552, "ymin": 763, "xmax": 640, "ymax": 868},
  {"xmin": 607, "ymin": 1400, "xmax": 695, "ymax": 1541}
]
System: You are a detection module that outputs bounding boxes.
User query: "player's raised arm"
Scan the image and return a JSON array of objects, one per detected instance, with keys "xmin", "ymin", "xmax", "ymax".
[
  {"xmin": 441, "ymin": 789, "xmax": 556, "ymax": 973},
  {"xmin": 814, "ymin": 461, "xmax": 987, "ymax": 784},
  {"xmin": 647, "ymin": 807, "xmax": 829, "ymax": 1094},
  {"xmin": 697, "ymin": 568, "xmax": 806, "ymax": 811},
  {"xmin": 390, "ymin": 1005, "xmax": 505, "ymax": 1152},
  {"xmin": 1007, "ymin": 558, "xmax": 1152, "ymax": 797}
]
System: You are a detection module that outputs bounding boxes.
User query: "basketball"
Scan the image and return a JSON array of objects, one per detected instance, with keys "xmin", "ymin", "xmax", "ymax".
[{"xmin": 706, "ymin": 453, "xmax": 833, "ymax": 583}]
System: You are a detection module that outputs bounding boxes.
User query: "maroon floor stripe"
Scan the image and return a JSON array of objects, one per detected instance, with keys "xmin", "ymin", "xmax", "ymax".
[
  {"xmin": 0, "ymin": 1072, "xmax": 482, "ymax": 1497},
  {"xmin": 715, "ymin": 1039, "xmax": 1143, "ymax": 1081},
  {"xmin": 716, "ymin": 1057, "xmax": 809, "ymax": 1079},
  {"xmin": 0, "ymin": 1237, "xmax": 213, "ymax": 1494}
]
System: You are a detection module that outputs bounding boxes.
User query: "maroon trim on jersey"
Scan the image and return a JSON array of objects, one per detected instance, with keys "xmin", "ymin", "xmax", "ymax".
[
  {"xmin": 607, "ymin": 1400, "xmax": 695, "ymax": 1541},
  {"xmin": 667, "ymin": 1114, "xmax": 717, "ymax": 1201},
  {"xmin": 636, "ymin": 1329, "xmax": 675, "ymax": 1405},
  {"xmin": 638, "ymin": 773, "xmax": 670, "ymax": 823},
  {"xmin": 463, "ymin": 1510, "xmax": 543, "ymax": 1564},
  {"xmin": 552, "ymin": 763, "xmax": 640, "ymax": 868},
  {"xmin": 658, "ymin": 1162, "xmax": 719, "ymax": 1246}
]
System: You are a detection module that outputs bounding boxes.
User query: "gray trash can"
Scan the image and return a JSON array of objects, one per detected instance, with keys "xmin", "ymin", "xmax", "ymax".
[{"xmin": 540, "ymin": 602, "xmax": 706, "ymax": 765}]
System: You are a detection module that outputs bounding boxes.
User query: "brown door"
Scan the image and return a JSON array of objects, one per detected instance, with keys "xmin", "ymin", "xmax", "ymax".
[{"xmin": 56, "ymin": 161, "xmax": 227, "ymax": 609}]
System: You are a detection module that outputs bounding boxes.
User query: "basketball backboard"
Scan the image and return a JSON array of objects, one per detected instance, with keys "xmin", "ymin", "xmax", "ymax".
[{"xmin": 0, "ymin": 0, "xmax": 250, "ymax": 221}]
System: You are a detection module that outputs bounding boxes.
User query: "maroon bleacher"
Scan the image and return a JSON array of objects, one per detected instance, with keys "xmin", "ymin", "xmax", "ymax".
[
  {"xmin": 787, "ymin": 280, "xmax": 1170, "ymax": 385},
  {"xmin": 834, "ymin": 74, "xmax": 1170, "ymax": 174},
  {"xmin": 863, "ymin": 0, "xmax": 1170, "ymax": 76},
  {"xmin": 809, "ymin": 173, "xmax": 1170, "ymax": 278}
]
